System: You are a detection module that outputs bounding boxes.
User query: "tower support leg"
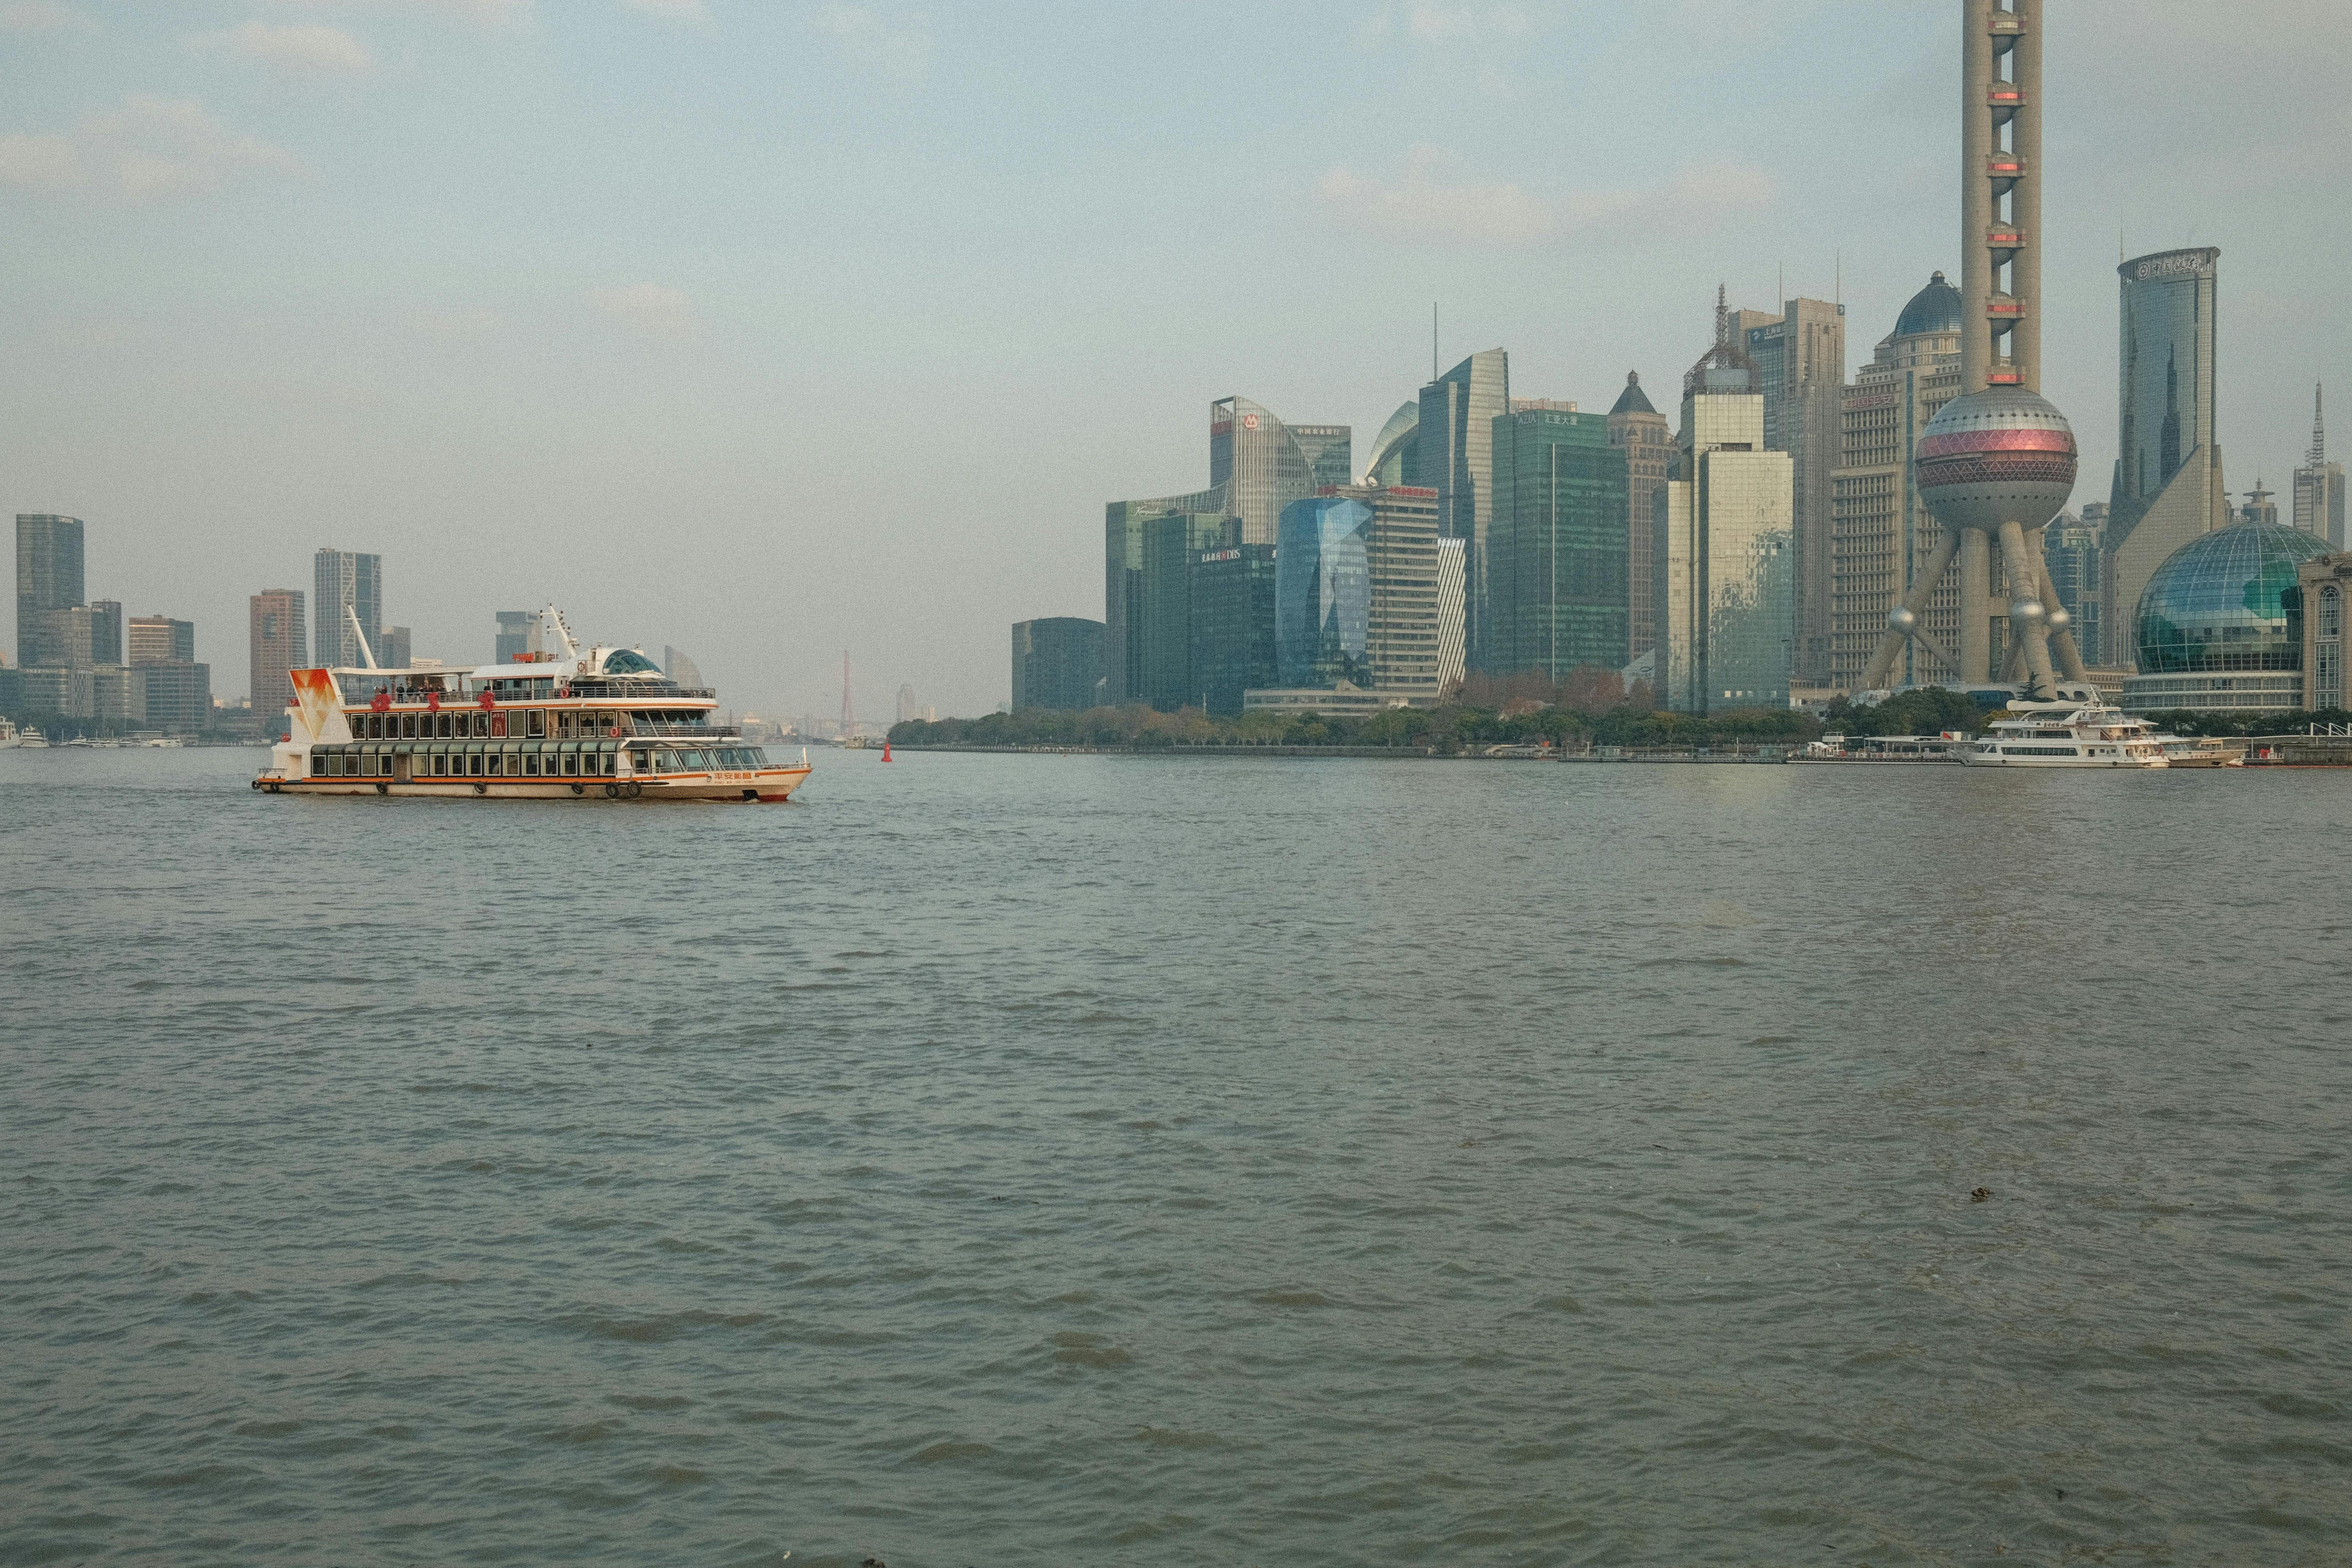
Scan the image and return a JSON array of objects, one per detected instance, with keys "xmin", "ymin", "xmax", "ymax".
[
  {"xmin": 1856, "ymin": 529, "xmax": 1961, "ymax": 692},
  {"xmin": 1959, "ymin": 528, "xmax": 1992, "ymax": 683},
  {"xmin": 1997, "ymin": 519, "xmax": 2057, "ymax": 695}
]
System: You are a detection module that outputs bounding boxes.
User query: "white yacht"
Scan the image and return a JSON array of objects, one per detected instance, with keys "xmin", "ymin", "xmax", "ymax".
[{"xmin": 1960, "ymin": 696, "xmax": 2170, "ymax": 768}]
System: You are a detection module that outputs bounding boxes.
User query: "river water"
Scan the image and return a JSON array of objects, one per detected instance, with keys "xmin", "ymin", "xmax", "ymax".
[{"xmin": 4, "ymin": 746, "xmax": 2347, "ymax": 1566}]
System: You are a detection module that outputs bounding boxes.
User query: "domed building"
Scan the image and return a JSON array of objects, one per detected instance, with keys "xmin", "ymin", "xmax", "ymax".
[{"xmin": 2120, "ymin": 519, "xmax": 2332, "ymax": 713}]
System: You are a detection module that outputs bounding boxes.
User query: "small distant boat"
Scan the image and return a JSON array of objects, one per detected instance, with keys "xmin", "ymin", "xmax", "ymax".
[
  {"xmin": 144, "ymin": 736, "xmax": 187, "ymax": 748},
  {"xmin": 8, "ymin": 723, "xmax": 49, "ymax": 749},
  {"xmin": 0, "ymin": 718, "xmax": 23, "ymax": 748},
  {"xmin": 2164, "ymin": 737, "xmax": 2246, "ymax": 768}
]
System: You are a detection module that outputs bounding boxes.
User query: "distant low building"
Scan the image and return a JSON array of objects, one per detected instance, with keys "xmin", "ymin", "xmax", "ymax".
[
  {"xmin": 1241, "ymin": 682, "xmax": 1443, "ymax": 715},
  {"xmin": 1010, "ymin": 617, "xmax": 1104, "ymax": 711}
]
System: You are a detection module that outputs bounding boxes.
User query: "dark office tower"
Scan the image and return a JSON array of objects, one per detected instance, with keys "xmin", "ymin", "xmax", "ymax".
[
  {"xmin": 1189, "ymin": 542, "xmax": 1279, "ymax": 715},
  {"xmin": 1140, "ymin": 512, "xmax": 1232, "ymax": 710},
  {"xmin": 16, "ymin": 514, "xmax": 85, "ymax": 669},
  {"xmin": 314, "ymin": 547, "xmax": 384, "ymax": 669},
  {"xmin": 250, "ymin": 588, "xmax": 306, "ymax": 722},
  {"xmin": 1104, "ymin": 485, "xmax": 1227, "ymax": 703},
  {"xmin": 2042, "ymin": 509, "xmax": 2104, "ymax": 666},
  {"xmin": 87, "ymin": 600, "xmax": 124, "ymax": 666},
  {"xmin": 1416, "ymin": 349, "xmax": 1510, "ymax": 667},
  {"xmin": 128, "ymin": 615, "xmax": 196, "ymax": 665},
  {"xmin": 495, "ymin": 610, "xmax": 534, "ymax": 662},
  {"xmin": 1744, "ymin": 298, "xmax": 1848, "ymax": 685},
  {"xmin": 2107, "ymin": 248, "xmax": 2226, "ymax": 669},
  {"xmin": 1010, "ymin": 617, "xmax": 1105, "ymax": 711},
  {"xmin": 1488, "ymin": 407, "xmax": 1632, "ymax": 678},
  {"xmin": 1366, "ymin": 402, "xmax": 1423, "ymax": 486},
  {"xmin": 1210, "ymin": 398, "xmax": 1320, "ymax": 546},
  {"xmin": 1291, "ymin": 425, "xmax": 1354, "ymax": 491},
  {"xmin": 1607, "ymin": 373, "xmax": 1674, "ymax": 661}
]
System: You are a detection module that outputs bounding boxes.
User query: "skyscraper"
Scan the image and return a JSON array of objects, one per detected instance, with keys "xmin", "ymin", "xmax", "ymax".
[
  {"xmin": 1210, "ymin": 398, "xmax": 1327, "ymax": 546},
  {"xmin": 1302, "ymin": 483, "xmax": 1452, "ymax": 702},
  {"xmin": 1656, "ymin": 305, "xmax": 1795, "ymax": 712},
  {"xmin": 1275, "ymin": 496, "xmax": 1372, "ymax": 688},
  {"xmin": 1104, "ymin": 485, "xmax": 1227, "ymax": 703},
  {"xmin": 384, "ymin": 626, "xmax": 413, "ymax": 669},
  {"xmin": 1744, "ymin": 298, "xmax": 1848, "ymax": 685},
  {"xmin": 1416, "ymin": 349, "xmax": 1510, "ymax": 668},
  {"xmin": 249, "ymin": 588, "xmax": 306, "ymax": 724},
  {"xmin": 1140, "ymin": 510, "xmax": 1231, "ymax": 708},
  {"xmin": 87, "ymin": 600, "xmax": 123, "ymax": 666},
  {"xmin": 2294, "ymin": 385, "xmax": 2347, "ymax": 549},
  {"xmin": 664, "ymin": 647, "xmax": 703, "ymax": 688},
  {"xmin": 2106, "ymin": 247, "xmax": 2227, "ymax": 671},
  {"xmin": 495, "ymin": 610, "xmax": 535, "ymax": 662},
  {"xmin": 1189, "ymin": 541, "xmax": 1278, "ymax": 715},
  {"xmin": 313, "ymin": 548, "xmax": 383, "ymax": 669},
  {"xmin": 16, "ymin": 514, "xmax": 85, "ymax": 669},
  {"xmin": 129, "ymin": 614, "xmax": 209, "ymax": 731},
  {"xmin": 1291, "ymin": 425, "xmax": 1354, "ymax": 491},
  {"xmin": 2042, "ymin": 510, "xmax": 2104, "ymax": 669},
  {"xmin": 1829, "ymin": 273, "xmax": 1966, "ymax": 687},
  {"xmin": 1608, "ymin": 373, "xmax": 1674, "ymax": 662},
  {"xmin": 1488, "ymin": 406, "xmax": 1631, "ymax": 678},
  {"xmin": 1010, "ymin": 617, "xmax": 1104, "ymax": 711},
  {"xmin": 128, "ymin": 616, "xmax": 195, "ymax": 665}
]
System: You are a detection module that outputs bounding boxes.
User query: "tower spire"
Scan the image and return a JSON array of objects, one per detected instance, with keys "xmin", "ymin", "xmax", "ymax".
[{"xmin": 2313, "ymin": 382, "xmax": 2327, "ymax": 466}]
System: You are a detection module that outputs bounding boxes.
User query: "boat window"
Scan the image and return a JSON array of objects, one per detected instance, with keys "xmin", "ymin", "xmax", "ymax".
[
  {"xmin": 490, "ymin": 713, "xmax": 506, "ymax": 738},
  {"xmin": 526, "ymin": 709, "xmax": 545, "ymax": 739}
]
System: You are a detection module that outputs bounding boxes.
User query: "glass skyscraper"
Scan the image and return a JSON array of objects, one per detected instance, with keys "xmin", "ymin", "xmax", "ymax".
[
  {"xmin": 2108, "ymin": 248, "xmax": 2227, "ymax": 671},
  {"xmin": 1104, "ymin": 485, "xmax": 1226, "ymax": 703},
  {"xmin": 314, "ymin": 547, "xmax": 384, "ymax": 669},
  {"xmin": 1275, "ymin": 496, "xmax": 1372, "ymax": 688},
  {"xmin": 1488, "ymin": 407, "xmax": 1632, "ymax": 678},
  {"xmin": 1416, "ymin": 350, "xmax": 1509, "ymax": 669},
  {"xmin": 495, "ymin": 610, "xmax": 535, "ymax": 663},
  {"xmin": 1366, "ymin": 402, "xmax": 1422, "ymax": 487},
  {"xmin": 1140, "ymin": 511, "xmax": 1232, "ymax": 709},
  {"xmin": 16, "ymin": 513, "xmax": 85, "ymax": 669},
  {"xmin": 1189, "ymin": 543, "xmax": 1278, "ymax": 715}
]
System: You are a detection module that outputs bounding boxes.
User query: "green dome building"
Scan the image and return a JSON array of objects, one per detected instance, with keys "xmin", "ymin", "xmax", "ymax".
[{"xmin": 2120, "ymin": 520, "xmax": 2332, "ymax": 713}]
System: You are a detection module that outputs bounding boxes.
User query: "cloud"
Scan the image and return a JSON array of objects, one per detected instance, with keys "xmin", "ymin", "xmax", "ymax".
[
  {"xmin": 587, "ymin": 282, "xmax": 698, "ymax": 340},
  {"xmin": 0, "ymin": 95, "xmax": 305, "ymax": 203},
  {"xmin": 269, "ymin": 0, "xmax": 533, "ymax": 29},
  {"xmin": 622, "ymin": 0, "xmax": 711, "ymax": 23},
  {"xmin": 809, "ymin": 3, "xmax": 930, "ymax": 85},
  {"xmin": 0, "ymin": 0, "xmax": 95, "ymax": 33},
  {"xmin": 1319, "ymin": 146, "xmax": 1776, "ymax": 249},
  {"xmin": 194, "ymin": 20, "xmax": 374, "ymax": 76}
]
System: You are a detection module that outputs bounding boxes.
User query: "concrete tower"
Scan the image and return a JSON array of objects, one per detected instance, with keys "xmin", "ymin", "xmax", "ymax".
[{"xmin": 1858, "ymin": 0, "xmax": 2089, "ymax": 697}]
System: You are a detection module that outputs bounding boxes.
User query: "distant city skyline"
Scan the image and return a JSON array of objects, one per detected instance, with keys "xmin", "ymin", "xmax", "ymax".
[{"xmin": 2, "ymin": 2, "xmax": 2345, "ymax": 716}]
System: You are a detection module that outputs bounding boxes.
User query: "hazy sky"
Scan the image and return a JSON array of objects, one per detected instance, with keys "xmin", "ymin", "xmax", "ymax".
[{"xmin": 4, "ymin": 0, "xmax": 2346, "ymax": 718}]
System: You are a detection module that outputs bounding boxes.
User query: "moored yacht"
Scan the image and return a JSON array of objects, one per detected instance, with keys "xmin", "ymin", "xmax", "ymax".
[
  {"xmin": 1960, "ymin": 694, "xmax": 2169, "ymax": 768},
  {"xmin": 253, "ymin": 606, "xmax": 812, "ymax": 802}
]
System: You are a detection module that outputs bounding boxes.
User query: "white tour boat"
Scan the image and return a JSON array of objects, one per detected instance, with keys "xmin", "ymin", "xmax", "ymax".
[
  {"xmin": 253, "ymin": 606, "xmax": 813, "ymax": 802},
  {"xmin": 1959, "ymin": 694, "xmax": 2170, "ymax": 768}
]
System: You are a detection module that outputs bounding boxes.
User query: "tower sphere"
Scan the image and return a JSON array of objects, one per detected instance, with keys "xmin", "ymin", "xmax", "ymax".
[
  {"xmin": 1887, "ymin": 606, "xmax": 1918, "ymax": 634},
  {"xmin": 1915, "ymin": 387, "xmax": 2079, "ymax": 535}
]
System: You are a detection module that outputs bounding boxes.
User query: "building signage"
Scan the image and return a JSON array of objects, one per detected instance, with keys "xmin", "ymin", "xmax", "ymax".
[
  {"xmin": 1198, "ymin": 548, "xmax": 1242, "ymax": 564},
  {"xmin": 1242, "ymin": 412, "xmax": 1259, "ymax": 430},
  {"xmin": 2132, "ymin": 248, "xmax": 2218, "ymax": 282}
]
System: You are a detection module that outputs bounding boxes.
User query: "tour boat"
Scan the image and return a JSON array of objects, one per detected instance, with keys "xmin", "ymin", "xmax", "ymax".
[
  {"xmin": 1959, "ymin": 696, "xmax": 2170, "ymax": 768},
  {"xmin": 252, "ymin": 606, "xmax": 813, "ymax": 802}
]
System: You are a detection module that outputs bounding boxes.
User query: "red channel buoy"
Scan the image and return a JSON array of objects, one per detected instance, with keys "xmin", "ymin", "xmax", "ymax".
[{"xmin": 881, "ymin": 741, "xmax": 893, "ymax": 762}]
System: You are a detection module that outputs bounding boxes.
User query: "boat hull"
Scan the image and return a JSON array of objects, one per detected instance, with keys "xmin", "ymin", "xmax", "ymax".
[
  {"xmin": 1959, "ymin": 752, "xmax": 2167, "ymax": 768},
  {"xmin": 254, "ymin": 765, "xmax": 813, "ymax": 802}
]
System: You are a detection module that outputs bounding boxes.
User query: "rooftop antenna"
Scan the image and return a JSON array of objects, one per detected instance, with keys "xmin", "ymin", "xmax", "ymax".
[
  {"xmin": 1835, "ymin": 249, "xmax": 1841, "ymax": 304},
  {"xmin": 1777, "ymin": 260, "xmax": 1784, "ymax": 307},
  {"xmin": 2312, "ymin": 382, "xmax": 2327, "ymax": 466},
  {"xmin": 1432, "ymin": 302, "xmax": 1438, "ymax": 381},
  {"xmin": 840, "ymin": 649, "xmax": 854, "ymax": 739}
]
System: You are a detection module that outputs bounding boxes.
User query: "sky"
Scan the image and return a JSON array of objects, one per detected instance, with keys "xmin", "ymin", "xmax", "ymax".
[{"xmin": 4, "ymin": 0, "xmax": 2347, "ymax": 720}]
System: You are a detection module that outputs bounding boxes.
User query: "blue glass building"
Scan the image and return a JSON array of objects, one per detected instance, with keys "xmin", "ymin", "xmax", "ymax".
[
  {"xmin": 2120, "ymin": 520, "xmax": 2331, "ymax": 713},
  {"xmin": 1276, "ymin": 496, "xmax": 1372, "ymax": 688}
]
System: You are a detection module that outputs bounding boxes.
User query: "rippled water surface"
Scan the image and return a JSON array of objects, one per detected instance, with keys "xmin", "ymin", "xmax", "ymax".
[{"xmin": 5, "ymin": 746, "xmax": 2350, "ymax": 1566}]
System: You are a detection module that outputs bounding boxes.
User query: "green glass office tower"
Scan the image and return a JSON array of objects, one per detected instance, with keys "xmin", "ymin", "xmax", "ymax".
[
  {"xmin": 1105, "ymin": 485, "xmax": 1226, "ymax": 703},
  {"xmin": 16, "ymin": 513, "xmax": 85, "ymax": 670},
  {"xmin": 1140, "ymin": 511, "xmax": 1232, "ymax": 710},
  {"xmin": 1488, "ymin": 408, "xmax": 1632, "ymax": 677},
  {"xmin": 1190, "ymin": 543, "xmax": 1278, "ymax": 715}
]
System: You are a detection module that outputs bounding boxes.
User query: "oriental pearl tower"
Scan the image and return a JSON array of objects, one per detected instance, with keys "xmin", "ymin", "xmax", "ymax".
[{"xmin": 1857, "ymin": 0, "xmax": 2091, "ymax": 697}]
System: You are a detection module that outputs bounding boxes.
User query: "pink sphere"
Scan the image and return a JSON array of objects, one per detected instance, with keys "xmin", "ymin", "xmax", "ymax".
[{"xmin": 1914, "ymin": 387, "xmax": 2079, "ymax": 534}]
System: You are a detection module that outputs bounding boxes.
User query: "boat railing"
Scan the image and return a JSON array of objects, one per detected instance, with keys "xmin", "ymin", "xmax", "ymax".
[{"xmin": 628, "ymin": 721, "xmax": 741, "ymax": 740}]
